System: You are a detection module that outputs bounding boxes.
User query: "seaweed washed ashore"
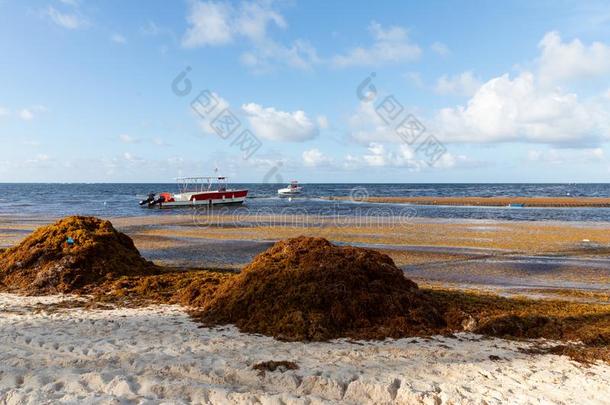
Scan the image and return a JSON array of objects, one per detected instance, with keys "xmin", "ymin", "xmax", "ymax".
[
  {"xmin": 328, "ymin": 195, "xmax": 610, "ymax": 207},
  {"xmin": 0, "ymin": 216, "xmax": 608, "ymax": 364}
]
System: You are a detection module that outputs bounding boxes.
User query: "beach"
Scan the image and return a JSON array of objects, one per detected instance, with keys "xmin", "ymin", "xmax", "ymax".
[
  {"xmin": 1, "ymin": 293, "xmax": 609, "ymax": 404},
  {"xmin": 3, "ymin": 213, "xmax": 610, "ymax": 300},
  {"xmin": 1, "ymin": 211, "xmax": 609, "ymax": 404}
]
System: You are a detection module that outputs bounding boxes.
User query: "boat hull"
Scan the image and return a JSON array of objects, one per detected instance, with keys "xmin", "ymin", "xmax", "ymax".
[
  {"xmin": 154, "ymin": 190, "xmax": 248, "ymax": 209},
  {"xmin": 278, "ymin": 186, "xmax": 302, "ymax": 196}
]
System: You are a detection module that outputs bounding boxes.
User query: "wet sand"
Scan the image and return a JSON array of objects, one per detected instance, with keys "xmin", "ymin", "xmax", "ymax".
[{"xmin": 1, "ymin": 213, "xmax": 609, "ymax": 302}]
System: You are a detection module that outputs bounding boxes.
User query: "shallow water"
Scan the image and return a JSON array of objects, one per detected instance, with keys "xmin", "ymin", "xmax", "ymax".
[{"xmin": 2, "ymin": 183, "xmax": 610, "ymax": 222}]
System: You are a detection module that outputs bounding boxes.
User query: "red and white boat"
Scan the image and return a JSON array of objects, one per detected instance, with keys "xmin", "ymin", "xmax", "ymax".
[{"xmin": 140, "ymin": 176, "xmax": 248, "ymax": 208}]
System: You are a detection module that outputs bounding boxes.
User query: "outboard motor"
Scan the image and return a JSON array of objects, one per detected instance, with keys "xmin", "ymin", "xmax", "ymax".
[
  {"xmin": 139, "ymin": 193, "xmax": 156, "ymax": 206},
  {"xmin": 148, "ymin": 195, "xmax": 166, "ymax": 208}
]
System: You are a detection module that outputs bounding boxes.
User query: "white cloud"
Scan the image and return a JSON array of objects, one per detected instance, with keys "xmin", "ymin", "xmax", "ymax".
[
  {"xmin": 152, "ymin": 137, "xmax": 171, "ymax": 147},
  {"xmin": 363, "ymin": 143, "xmax": 389, "ymax": 167},
  {"xmin": 316, "ymin": 115, "xmax": 329, "ymax": 129},
  {"xmin": 119, "ymin": 134, "xmax": 139, "ymax": 144},
  {"xmin": 182, "ymin": 1, "xmax": 234, "ymax": 47},
  {"xmin": 433, "ymin": 32, "xmax": 610, "ymax": 146},
  {"xmin": 348, "ymin": 31, "xmax": 610, "ymax": 147},
  {"xmin": 122, "ymin": 152, "xmax": 144, "ymax": 164},
  {"xmin": 302, "ymin": 149, "xmax": 332, "ymax": 167},
  {"xmin": 432, "ymin": 152, "xmax": 474, "ymax": 169},
  {"xmin": 527, "ymin": 147, "xmax": 605, "ymax": 164},
  {"xmin": 435, "ymin": 71, "xmax": 481, "ymax": 96},
  {"xmin": 538, "ymin": 31, "xmax": 610, "ymax": 84},
  {"xmin": 331, "ymin": 21, "xmax": 421, "ymax": 68},
  {"xmin": 111, "ymin": 33, "xmax": 127, "ymax": 44},
  {"xmin": 235, "ymin": 1, "xmax": 286, "ymax": 42},
  {"xmin": 45, "ymin": 6, "xmax": 87, "ymax": 30},
  {"xmin": 431, "ymin": 41, "xmax": 450, "ymax": 57},
  {"xmin": 240, "ymin": 39, "xmax": 320, "ymax": 71},
  {"xmin": 342, "ymin": 143, "xmax": 478, "ymax": 171},
  {"xmin": 119, "ymin": 134, "xmax": 170, "ymax": 146},
  {"xmin": 436, "ymin": 71, "xmax": 610, "ymax": 145},
  {"xmin": 182, "ymin": 0, "xmax": 285, "ymax": 47},
  {"xmin": 181, "ymin": 1, "xmax": 316, "ymax": 71},
  {"xmin": 347, "ymin": 101, "xmax": 403, "ymax": 144},
  {"xmin": 344, "ymin": 143, "xmax": 421, "ymax": 170},
  {"xmin": 24, "ymin": 154, "xmax": 51, "ymax": 166},
  {"xmin": 0, "ymin": 105, "xmax": 46, "ymax": 120},
  {"xmin": 242, "ymin": 103, "xmax": 319, "ymax": 142},
  {"xmin": 19, "ymin": 109, "xmax": 34, "ymax": 121}
]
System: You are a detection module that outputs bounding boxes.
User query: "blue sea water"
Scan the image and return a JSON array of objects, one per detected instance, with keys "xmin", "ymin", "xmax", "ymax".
[{"xmin": 1, "ymin": 183, "xmax": 610, "ymax": 222}]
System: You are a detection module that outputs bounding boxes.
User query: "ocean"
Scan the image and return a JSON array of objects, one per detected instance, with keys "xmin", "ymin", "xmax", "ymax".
[{"xmin": 1, "ymin": 183, "xmax": 610, "ymax": 222}]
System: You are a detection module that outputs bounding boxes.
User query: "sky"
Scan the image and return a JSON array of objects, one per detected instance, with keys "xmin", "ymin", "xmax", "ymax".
[{"xmin": 1, "ymin": 0, "xmax": 610, "ymax": 183}]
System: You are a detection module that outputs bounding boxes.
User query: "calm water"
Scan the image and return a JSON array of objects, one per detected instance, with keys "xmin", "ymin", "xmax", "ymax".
[{"xmin": 1, "ymin": 183, "xmax": 610, "ymax": 222}]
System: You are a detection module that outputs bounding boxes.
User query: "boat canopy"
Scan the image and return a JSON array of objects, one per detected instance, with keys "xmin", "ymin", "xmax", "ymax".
[{"xmin": 175, "ymin": 176, "xmax": 230, "ymax": 193}]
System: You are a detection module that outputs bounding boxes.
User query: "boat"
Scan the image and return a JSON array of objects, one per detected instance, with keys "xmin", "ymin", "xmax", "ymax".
[
  {"xmin": 278, "ymin": 181, "xmax": 302, "ymax": 197},
  {"xmin": 139, "ymin": 176, "xmax": 248, "ymax": 208}
]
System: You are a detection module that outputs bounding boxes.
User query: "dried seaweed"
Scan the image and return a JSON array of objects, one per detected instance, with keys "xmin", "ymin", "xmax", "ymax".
[
  {"xmin": 196, "ymin": 236, "xmax": 446, "ymax": 341},
  {"xmin": 0, "ymin": 216, "xmax": 158, "ymax": 294}
]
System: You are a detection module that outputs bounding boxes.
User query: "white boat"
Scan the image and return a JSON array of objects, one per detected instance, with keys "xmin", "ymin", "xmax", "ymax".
[
  {"xmin": 278, "ymin": 181, "xmax": 302, "ymax": 197},
  {"xmin": 139, "ymin": 176, "xmax": 248, "ymax": 208}
]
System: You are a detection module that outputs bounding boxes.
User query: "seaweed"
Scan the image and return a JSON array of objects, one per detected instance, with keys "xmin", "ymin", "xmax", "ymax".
[
  {"xmin": 0, "ymin": 216, "xmax": 158, "ymax": 294},
  {"xmin": 196, "ymin": 236, "xmax": 447, "ymax": 341}
]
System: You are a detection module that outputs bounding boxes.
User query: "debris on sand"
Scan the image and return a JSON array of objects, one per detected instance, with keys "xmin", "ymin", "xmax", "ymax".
[
  {"xmin": 96, "ymin": 269, "xmax": 232, "ymax": 307},
  {"xmin": 252, "ymin": 360, "xmax": 299, "ymax": 375},
  {"xmin": 0, "ymin": 216, "xmax": 158, "ymax": 294},
  {"xmin": 197, "ymin": 236, "xmax": 446, "ymax": 341},
  {"xmin": 2, "ymin": 218, "xmax": 607, "ymax": 363}
]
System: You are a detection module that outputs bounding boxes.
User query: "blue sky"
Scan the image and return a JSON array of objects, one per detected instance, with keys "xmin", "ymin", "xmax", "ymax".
[{"xmin": 1, "ymin": 0, "xmax": 610, "ymax": 183}]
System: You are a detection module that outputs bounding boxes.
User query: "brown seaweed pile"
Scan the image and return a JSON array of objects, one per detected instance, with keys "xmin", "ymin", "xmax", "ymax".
[
  {"xmin": 197, "ymin": 236, "xmax": 446, "ymax": 341},
  {"xmin": 95, "ymin": 269, "xmax": 232, "ymax": 307},
  {"xmin": 0, "ymin": 216, "xmax": 158, "ymax": 294},
  {"xmin": 1, "ymin": 217, "xmax": 607, "ymax": 363}
]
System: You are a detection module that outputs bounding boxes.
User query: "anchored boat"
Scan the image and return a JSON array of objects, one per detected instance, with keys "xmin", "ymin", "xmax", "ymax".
[
  {"xmin": 278, "ymin": 181, "xmax": 302, "ymax": 197},
  {"xmin": 139, "ymin": 176, "xmax": 248, "ymax": 208}
]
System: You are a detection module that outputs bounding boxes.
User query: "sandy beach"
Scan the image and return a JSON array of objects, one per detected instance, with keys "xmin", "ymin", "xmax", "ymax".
[
  {"xmin": 1, "ymin": 213, "xmax": 609, "ymax": 404},
  {"xmin": 1, "ymin": 293, "xmax": 609, "ymax": 404}
]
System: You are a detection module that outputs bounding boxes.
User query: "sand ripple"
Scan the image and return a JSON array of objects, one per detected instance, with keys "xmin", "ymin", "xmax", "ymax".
[{"xmin": 0, "ymin": 293, "xmax": 608, "ymax": 404}]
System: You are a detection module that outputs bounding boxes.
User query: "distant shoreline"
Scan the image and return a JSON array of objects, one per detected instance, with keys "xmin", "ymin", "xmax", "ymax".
[{"xmin": 328, "ymin": 196, "xmax": 610, "ymax": 207}]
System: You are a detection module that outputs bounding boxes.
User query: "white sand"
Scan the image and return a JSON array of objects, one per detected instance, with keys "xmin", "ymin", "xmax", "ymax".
[{"xmin": 0, "ymin": 294, "xmax": 608, "ymax": 404}]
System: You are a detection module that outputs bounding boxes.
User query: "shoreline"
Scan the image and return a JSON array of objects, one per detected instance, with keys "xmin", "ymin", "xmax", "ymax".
[{"xmin": 328, "ymin": 195, "xmax": 610, "ymax": 207}]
